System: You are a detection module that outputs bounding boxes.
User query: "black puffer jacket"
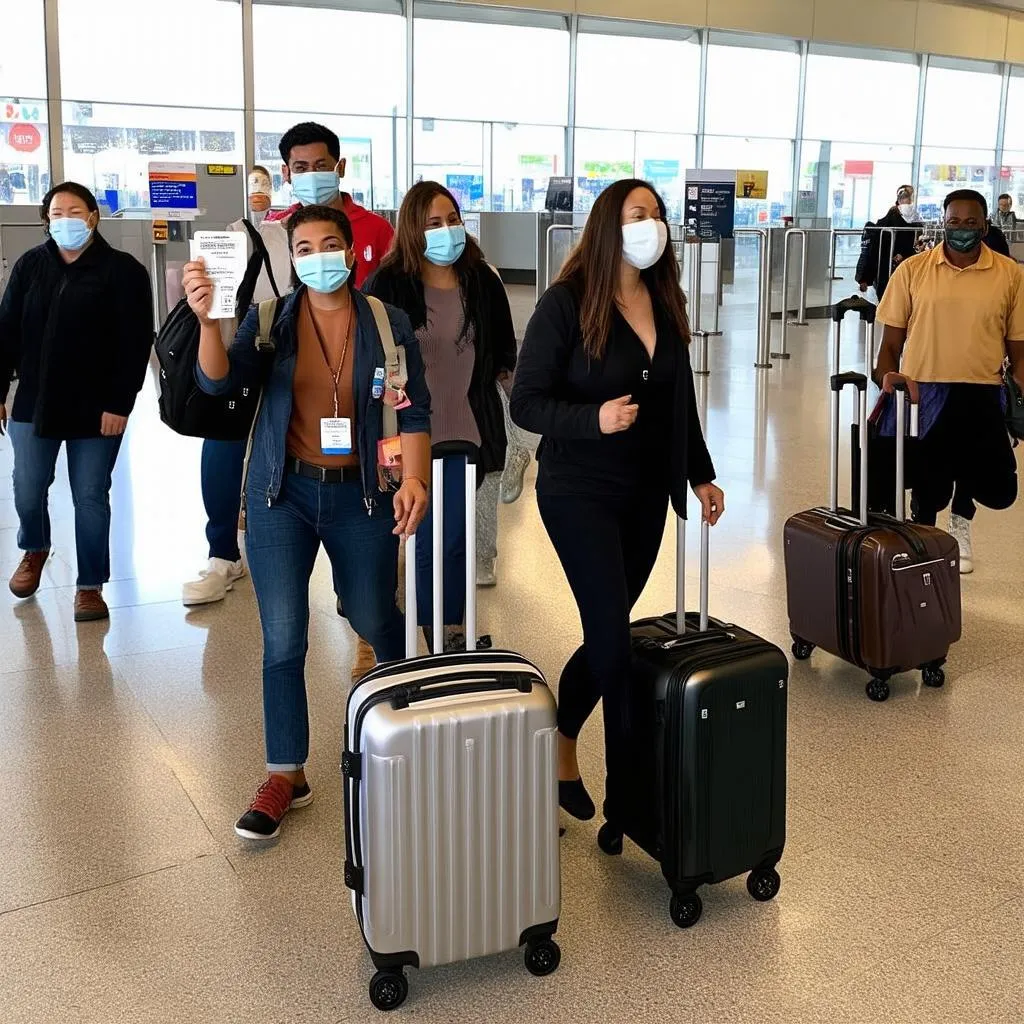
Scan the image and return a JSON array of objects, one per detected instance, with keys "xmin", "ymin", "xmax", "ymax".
[
  {"xmin": 0, "ymin": 234, "xmax": 153, "ymax": 439},
  {"xmin": 364, "ymin": 260, "xmax": 517, "ymax": 476}
]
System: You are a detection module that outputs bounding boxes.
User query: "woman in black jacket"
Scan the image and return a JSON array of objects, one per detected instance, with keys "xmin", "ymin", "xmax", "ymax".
[
  {"xmin": 0, "ymin": 182, "xmax": 153, "ymax": 621},
  {"xmin": 511, "ymin": 178, "xmax": 724, "ymax": 845},
  {"xmin": 856, "ymin": 184, "xmax": 921, "ymax": 299},
  {"xmin": 365, "ymin": 181, "xmax": 517, "ymax": 650}
]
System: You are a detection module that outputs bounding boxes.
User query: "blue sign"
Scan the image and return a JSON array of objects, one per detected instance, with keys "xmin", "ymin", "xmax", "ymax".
[
  {"xmin": 643, "ymin": 159, "xmax": 680, "ymax": 184},
  {"xmin": 148, "ymin": 163, "xmax": 198, "ymax": 211},
  {"xmin": 684, "ymin": 180, "xmax": 735, "ymax": 240},
  {"xmin": 446, "ymin": 174, "xmax": 484, "ymax": 208}
]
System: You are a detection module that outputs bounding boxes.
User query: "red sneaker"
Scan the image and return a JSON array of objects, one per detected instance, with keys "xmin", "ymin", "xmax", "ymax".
[{"xmin": 234, "ymin": 775, "xmax": 313, "ymax": 841}]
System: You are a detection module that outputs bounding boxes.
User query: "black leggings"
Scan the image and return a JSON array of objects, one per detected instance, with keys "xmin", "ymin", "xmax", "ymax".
[
  {"xmin": 911, "ymin": 384, "xmax": 1017, "ymax": 525},
  {"xmin": 538, "ymin": 487, "xmax": 669, "ymax": 822}
]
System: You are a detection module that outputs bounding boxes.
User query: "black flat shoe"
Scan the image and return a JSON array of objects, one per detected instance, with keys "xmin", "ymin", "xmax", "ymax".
[
  {"xmin": 558, "ymin": 778, "xmax": 596, "ymax": 821},
  {"xmin": 597, "ymin": 821, "xmax": 623, "ymax": 856}
]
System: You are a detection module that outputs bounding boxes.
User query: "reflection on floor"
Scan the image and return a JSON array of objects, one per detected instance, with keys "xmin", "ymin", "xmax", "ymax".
[{"xmin": 1, "ymin": 281, "xmax": 1022, "ymax": 1024}]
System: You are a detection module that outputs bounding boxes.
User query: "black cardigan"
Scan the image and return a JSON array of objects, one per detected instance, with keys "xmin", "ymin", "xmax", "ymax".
[
  {"xmin": 511, "ymin": 283, "xmax": 715, "ymax": 519},
  {"xmin": 0, "ymin": 234, "xmax": 153, "ymax": 439},
  {"xmin": 363, "ymin": 260, "xmax": 517, "ymax": 476}
]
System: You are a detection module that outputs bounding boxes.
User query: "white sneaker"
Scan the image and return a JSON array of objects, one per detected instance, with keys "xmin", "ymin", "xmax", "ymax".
[
  {"xmin": 948, "ymin": 514, "xmax": 974, "ymax": 574},
  {"xmin": 182, "ymin": 558, "xmax": 246, "ymax": 606},
  {"xmin": 476, "ymin": 560, "xmax": 497, "ymax": 587}
]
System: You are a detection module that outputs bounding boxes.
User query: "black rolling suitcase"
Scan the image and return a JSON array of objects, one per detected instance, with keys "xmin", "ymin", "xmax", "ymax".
[{"xmin": 607, "ymin": 517, "xmax": 789, "ymax": 928}]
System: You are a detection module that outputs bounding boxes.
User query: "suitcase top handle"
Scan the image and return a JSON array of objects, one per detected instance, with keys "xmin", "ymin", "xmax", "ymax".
[
  {"xmin": 832, "ymin": 295, "xmax": 877, "ymax": 324},
  {"xmin": 431, "ymin": 439, "xmax": 479, "ymax": 463},
  {"xmin": 830, "ymin": 371, "xmax": 868, "ymax": 393}
]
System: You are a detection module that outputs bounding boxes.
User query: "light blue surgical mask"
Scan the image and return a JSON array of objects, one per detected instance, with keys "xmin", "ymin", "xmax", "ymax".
[
  {"xmin": 49, "ymin": 216, "xmax": 94, "ymax": 251},
  {"xmin": 294, "ymin": 251, "xmax": 351, "ymax": 293},
  {"xmin": 424, "ymin": 225, "xmax": 466, "ymax": 267},
  {"xmin": 290, "ymin": 170, "xmax": 340, "ymax": 207}
]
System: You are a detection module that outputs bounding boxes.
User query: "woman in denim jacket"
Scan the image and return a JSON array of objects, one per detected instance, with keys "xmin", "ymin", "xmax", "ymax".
[{"xmin": 183, "ymin": 204, "xmax": 431, "ymax": 841}]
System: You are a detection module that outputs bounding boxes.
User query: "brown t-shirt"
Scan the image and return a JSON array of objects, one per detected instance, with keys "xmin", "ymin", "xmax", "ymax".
[{"xmin": 286, "ymin": 293, "xmax": 359, "ymax": 468}]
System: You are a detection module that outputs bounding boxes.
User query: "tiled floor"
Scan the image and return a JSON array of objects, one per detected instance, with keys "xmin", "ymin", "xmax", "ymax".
[{"xmin": 1, "ymin": 279, "xmax": 1022, "ymax": 1023}]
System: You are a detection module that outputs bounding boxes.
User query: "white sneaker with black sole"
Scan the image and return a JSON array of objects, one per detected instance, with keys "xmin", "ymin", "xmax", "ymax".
[{"xmin": 948, "ymin": 513, "xmax": 974, "ymax": 574}]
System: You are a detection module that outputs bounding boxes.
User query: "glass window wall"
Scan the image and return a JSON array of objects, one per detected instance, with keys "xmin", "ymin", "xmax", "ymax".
[
  {"xmin": 0, "ymin": 2, "xmax": 49, "ymax": 204},
  {"xmin": 253, "ymin": 3, "xmax": 406, "ymax": 211}
]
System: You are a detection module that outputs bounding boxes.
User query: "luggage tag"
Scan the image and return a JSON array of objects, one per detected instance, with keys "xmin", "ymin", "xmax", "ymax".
[
  {"xmin": 320, "ymin": 417, "xmax": 352, "ymax": 456},
  {"xmin": 377, "ymin": 435, "xmax": 402, "ymax": 468}
]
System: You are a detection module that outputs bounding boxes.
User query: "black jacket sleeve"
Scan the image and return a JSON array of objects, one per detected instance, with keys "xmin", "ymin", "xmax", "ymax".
[
  {"xmin": 0, "ymin": 252, "xmax": 28, "ymax": 405},
  {"xmin": 855, "ymin": 221, "xmax": 878, "ymax": 286},
  {"xmin": 510, "ymin": 285, "xmax": 601, "ymax": 440},
  {"xmin": 685, "ymin": 359, "xmax": 715, "ymax": 487},
  {"xmin": 483, "ymin": 265, "xmax": 517, "ymax": 377},
  {"xmin": 104, "ymin": 255, "xmax": 155, "ymax": 416}
]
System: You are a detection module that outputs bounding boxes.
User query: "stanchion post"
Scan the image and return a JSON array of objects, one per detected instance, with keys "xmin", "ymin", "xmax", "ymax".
[
  {"xmin": 755, "ymin": 228, "xmax": 772, "ymax": 369},
  {"xmin": 771, "ymin": 229, "xmax": 795, "ymax": 360},
  {"xmin": 789, "ymin": 228, "xmax": 808, "ymax": 325}
]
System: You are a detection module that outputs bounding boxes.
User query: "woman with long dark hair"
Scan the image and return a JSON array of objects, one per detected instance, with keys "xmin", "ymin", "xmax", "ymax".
[
  {"xmin": 365, "ymin": 181, "xmax": 517, "ymax": 649},
  {"xmin": 0, "ymin": 181, "xmax": 153, "ymax": 621},
  {"xmin": 511, "ymin": 179, "xmax": 725, "ymax": 839}
]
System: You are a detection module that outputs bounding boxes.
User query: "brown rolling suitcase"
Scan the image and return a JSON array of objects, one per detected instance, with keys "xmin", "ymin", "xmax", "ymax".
[{"xmin": 783, "ymin": 355, "xmax": 962, "ymax": 702}]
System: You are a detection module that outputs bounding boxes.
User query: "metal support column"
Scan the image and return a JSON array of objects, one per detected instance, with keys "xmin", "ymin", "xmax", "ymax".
[
  {"xmin": 695, "ymin": 29, "xmax": 709, "ymax": 167},
  {"xmin": 910, "ymin": 55, "xmax": 929, "ymax": 192},
  {"xmin": 566, "ymin": 14, "xmax": 578, "ymax": 177},
  {"xmin": 790, "ymin": 40, "xmax": 808, "ymax": 218},
  {"xmin": 995, "ymin": 62, "xmax": 1011, "ymax": 187},
  {"xmin": 43, "ymin": 0, "xmax": 64, "ymax": 184},
  {"xmin": 241, "ymin": 0, "xmax": 255, "ymax": 175},
  {"xmin": 405, "ymin": 0, "xmax": 415, "ymax": 190}
]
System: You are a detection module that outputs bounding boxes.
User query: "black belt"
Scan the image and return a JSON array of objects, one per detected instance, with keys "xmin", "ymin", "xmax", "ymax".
[{"xmin": 286, "ymin": 457, "xmax": 361, "ymax": 484}]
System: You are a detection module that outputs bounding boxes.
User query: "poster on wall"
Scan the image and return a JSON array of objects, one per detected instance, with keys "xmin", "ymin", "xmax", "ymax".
[{"xmin": 735, "ymin": 169, "xmax": 769, "ymax": 199}]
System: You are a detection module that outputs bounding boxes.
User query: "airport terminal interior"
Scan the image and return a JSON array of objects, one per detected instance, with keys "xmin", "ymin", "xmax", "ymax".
[{"xmin": 4, "ymin": 0, "xmax": 1024, "ymax": 1021}]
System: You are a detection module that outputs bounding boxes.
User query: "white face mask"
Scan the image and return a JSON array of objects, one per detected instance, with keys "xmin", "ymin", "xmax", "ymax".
[
  {"xmin": 622, "ymin": 219, "xmax": 668, "ymax": 270},
  {"xmin": 898, "ymin": 203, "xmax": 915, "ymax": 220}
]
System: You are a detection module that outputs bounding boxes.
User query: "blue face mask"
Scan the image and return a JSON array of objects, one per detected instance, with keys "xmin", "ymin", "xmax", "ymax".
[
  {"xmin": 50, "ymin": 216, "xmax": 94, "ymax": 251},
  {"xmin": 290, "ymin": 170, "xmax": 340, "ymax": 207},
  {"xmin": 424, "ymin": 225, "xmax": 466, "ymax": 267},
  {"xmin": 294, "ymin": 251, "xmax": 351, "ymax": 293}
]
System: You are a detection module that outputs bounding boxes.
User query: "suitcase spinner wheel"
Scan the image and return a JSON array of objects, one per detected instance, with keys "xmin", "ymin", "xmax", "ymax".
[
  {"xmin": 669, "ymin": 892, "xmax": 703, "ymax": 929},
  {"xmin": 369, "ymin": 970, "xmax": 409, "ymax": 1012}
]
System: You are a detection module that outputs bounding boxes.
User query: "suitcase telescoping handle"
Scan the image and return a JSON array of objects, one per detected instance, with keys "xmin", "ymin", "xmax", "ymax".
[
  {"xmin": 403, "ymin": 440, "xmax": 479, "ymax": 657},
  {"xmin": 829, "ymin": 371, "xmax": 870, "ymax": 525},
  {"xmin": 831, "ymin": 295, "xmax": 876, "ymax": 380},
  {"xmin": 890, "ymin": 381, "xmax": 919, "ymax": 522},
  {"xmin": 674, "ymin": 514, "xmax": 711, "ymax": 636}
]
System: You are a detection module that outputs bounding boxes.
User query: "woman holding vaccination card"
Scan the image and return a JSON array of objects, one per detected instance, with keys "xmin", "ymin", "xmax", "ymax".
[
  {"xmin": 182, "ymin": 203, "xmax": 432, "ymax": 842},
  {"xmin": 0, "ymin": 180, "xmax": 153, "ymax": 623}
]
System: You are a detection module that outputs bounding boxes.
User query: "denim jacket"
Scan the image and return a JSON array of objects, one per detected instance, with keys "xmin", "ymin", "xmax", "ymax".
[{"xmin": 196, "ymin": 286, "xmax": 431, "ymax": 516}]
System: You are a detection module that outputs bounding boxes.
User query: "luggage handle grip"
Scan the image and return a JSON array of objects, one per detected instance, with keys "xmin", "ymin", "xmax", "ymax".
[
  {"xmin": 390, "ymin": 673, "xmax": 534, "ymax": 710},
  {"xmin": 642, "ymin": 628, "xmax": 735, "ymax": 652},
  {"xmin": 832, "ymin": 295, "xmax": 877, "ymax": 324}
]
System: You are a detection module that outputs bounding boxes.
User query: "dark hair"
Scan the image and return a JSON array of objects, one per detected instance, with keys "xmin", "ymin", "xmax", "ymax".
[
  {"xmin": 286, "ymin": 204, "xmax": 354, "ymax": 289},
  {"xmin": 40, "ymin": 181, "xmax": 98, "ymax": 228},
  {"xmin": 944, "ymin": 189, "xmax": 988, "ymax": 219},
  {"xmin": 278, "ymin": 122, "xmax": 340, "ymax": 164},
  {"xmin": 379, "ymin": 181, "xmax": 485, "ymax": 342},
  {"xmin": 999, "ymin": 193, "xmax": 1012, "ymax": 202},
  {"xmin": 555, "ymin": 178, "xmax": 689, "ymax": 359},
  {"xmin": 382, "ymin": 180, "xmax": 484, "ymax": 277}
]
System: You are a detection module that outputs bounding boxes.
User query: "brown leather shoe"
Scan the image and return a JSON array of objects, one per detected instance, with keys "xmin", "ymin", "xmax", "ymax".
[
  {"xmin": 74, "ymin": 589, "xmax": 109, "ymax": 623},
  {"xmin": 351, "ymin": 637, "xmax": 377, "ymax": 681},
  {"xmin": 9, "ymin": 551, "xmax": 49, "ymax": 599}
]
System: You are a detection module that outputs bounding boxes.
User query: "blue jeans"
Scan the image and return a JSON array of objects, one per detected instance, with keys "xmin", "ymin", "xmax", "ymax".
[
  {"xmin": 9, "ymin": 420, "xmax": 123, "ymax": 590},
  {"xmin": 415, "ymin": 456, "xmax": 468, "ymax": 628},
  {"xmin": 245, "ymin": 470, "xmax": 405, "ymax": 771},
  {"xmin": 201, "ymin": 438, "xmax": 246, "ymax": 562}
]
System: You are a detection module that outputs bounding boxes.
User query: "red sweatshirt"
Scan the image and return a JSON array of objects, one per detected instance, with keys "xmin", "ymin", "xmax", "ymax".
[{"xmin": 266, "ymin": 194, "xmax": 394, "ymax": 289}]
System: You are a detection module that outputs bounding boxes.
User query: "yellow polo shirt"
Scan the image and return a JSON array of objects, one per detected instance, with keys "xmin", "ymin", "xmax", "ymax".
[{"xmin": 876, "ymin": 243, "xmax": 1024, "ymax": 385}]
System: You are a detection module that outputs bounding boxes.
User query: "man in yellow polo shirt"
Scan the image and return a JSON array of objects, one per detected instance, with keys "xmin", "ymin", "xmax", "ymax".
[{"xmin": 875, "ymin": 189, "xmax": 1024, "ymax": 573}]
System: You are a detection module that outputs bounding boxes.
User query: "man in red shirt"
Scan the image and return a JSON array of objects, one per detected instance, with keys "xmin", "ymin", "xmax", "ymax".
[{"xmin": 265, "ymin": 121, "xmax": 393, "ymax": 288}]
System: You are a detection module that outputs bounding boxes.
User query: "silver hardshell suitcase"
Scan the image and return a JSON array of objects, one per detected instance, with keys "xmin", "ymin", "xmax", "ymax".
[{"xmin": 343, "ymin": 443, "xmax": 561, "ymax": 1012}]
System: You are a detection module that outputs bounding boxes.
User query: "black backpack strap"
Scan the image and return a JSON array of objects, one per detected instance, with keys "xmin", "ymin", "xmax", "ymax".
[{"xmin": 238, "ymin": 218, "xmax": 280, "ymax": 303}]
